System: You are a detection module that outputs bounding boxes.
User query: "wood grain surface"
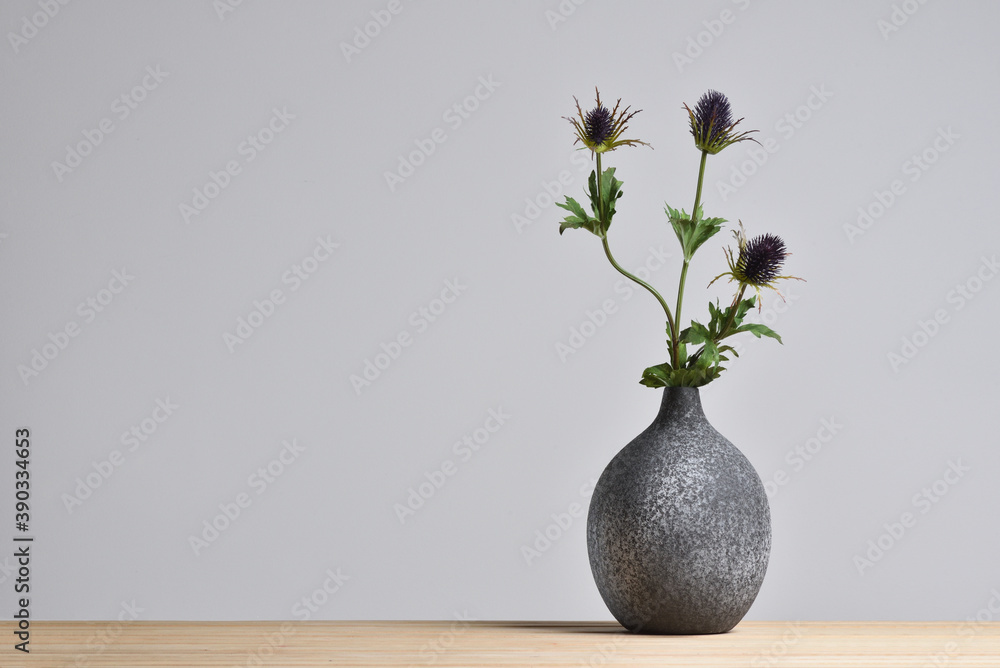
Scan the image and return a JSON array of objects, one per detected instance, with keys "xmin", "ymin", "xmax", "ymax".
[{"xmin": 2, "ymin": 620, "xmax": 999, "ymax": 667}]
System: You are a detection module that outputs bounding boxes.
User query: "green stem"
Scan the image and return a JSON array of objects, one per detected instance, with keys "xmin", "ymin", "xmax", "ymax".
[
  {"xmin": 671, "ymin": 150, "xmax": 709, "ymax": 368},
  {"xmin": 602, "ymin": 236, "xmax": 675, "ymax": 341},
  {"xmin": 691, "ymin": 150, "xmax": 708, "ymax": 221},
  {"xmin": 672, "ymin": 260, "xmax": 690, "ymax": 367},
  {"xmin": 596, "ymin": 153, "xmax": 603, "ymax": 222},
  {"xmin": 595, "ymin": 151, "xmax": 675, "ymax": 341},
  {"xmin": 688, "ymin": 283, "xmax": 746, "ymax": 367},
  {"xmin": 719, "ymin": 284, "xmax": 747, "ymax": 340}
]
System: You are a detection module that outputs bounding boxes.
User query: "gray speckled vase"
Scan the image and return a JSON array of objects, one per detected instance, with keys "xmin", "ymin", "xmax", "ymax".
[{"xmin": 587, "ymin": 387, "xmax": 770, "ymax": 634}]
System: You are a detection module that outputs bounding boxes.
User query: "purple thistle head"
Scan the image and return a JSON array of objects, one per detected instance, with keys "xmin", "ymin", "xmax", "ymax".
[
  {"xmin": 738, "ymin": 233, "xmax": 788, "ymax": 285},
  {"xmin": 583, "ymin": 104, "xmax": 614, "ymax": 145},
  {"xmin": 691, "ymin": 90, "xmax": 733, "ymax": 147},
  {"xmin": 565, "ymin": 88, "xmax": 650, "ymax": 154},
  {"xmin": 708, "ymin": 222, "xmax": 804, "ymax": 311},
  {"xmin": 684, "ymin": 90, "xmax": 757, "ymax": 154}
]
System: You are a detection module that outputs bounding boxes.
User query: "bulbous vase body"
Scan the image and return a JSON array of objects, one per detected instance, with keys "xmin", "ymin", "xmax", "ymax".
[{"xmin": 587, "ymin": 387, "xmax": 771, "ymax": 634}]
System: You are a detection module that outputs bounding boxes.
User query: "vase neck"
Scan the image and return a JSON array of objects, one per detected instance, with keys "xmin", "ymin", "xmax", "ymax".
[{"xmin": 653, "ymin": 386, "xmax": 705, "ymax": 426}]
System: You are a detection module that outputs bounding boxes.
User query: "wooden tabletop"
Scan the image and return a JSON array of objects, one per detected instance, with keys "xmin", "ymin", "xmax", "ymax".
[{"xmin": 2, "ymin": 620, "xmax": 999, "ymax": 667}]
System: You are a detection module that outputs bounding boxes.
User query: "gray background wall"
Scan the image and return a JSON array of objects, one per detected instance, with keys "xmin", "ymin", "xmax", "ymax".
[{"xmin": 2, "ymin": 0, "xmax": 998, "ymax": 623}]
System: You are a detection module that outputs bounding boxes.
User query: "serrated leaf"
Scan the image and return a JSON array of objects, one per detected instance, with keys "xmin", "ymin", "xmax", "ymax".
[
  {"xmin": 556, "ymin": 196, "xmax": 588, "ymax": 219},
  {"xmin": 556, "ymin": 196, "xmax": 601, "ymax": 236},
  {"xmin": 711, "ymin": 296, "xmax": 757, "ymax": 336},
  {"xmin": 640, "ymin": 362, "xmax": 722, "ymax": 388},
  {"xmin": 734, "ymin": 323, "xmax": 783, "ymax": 343},
  {"xmin": 697, "ymin": 339, "xmax": 721, "ymax": 366},
  {"xmin": 587, "ymin": 170, "xmax": 600, "ymax": 216},
  {"xmin": 639, "ymin": 363, "xmax": 672, "ymax": 388},
  {"xmin": 670, "ymin": 367, "xmax": 722, "ymax": 387},
  {"xmin": 665, "ymin": 202, "xmax": 727, "ymax": 261},
  {"xmin": 682, "ymin": 321, "xmax": 713, "ymax": 345},
  {"xmin": 707, "ymin": 300, "xmax": 724, "ymax": 330},
  {"xmin": 578, "ymin": 167, "xmax": 624, "ymax": 236},
  {"xmin": 733, "ymin": 296, "xmax": 756, "ymax": 325}
]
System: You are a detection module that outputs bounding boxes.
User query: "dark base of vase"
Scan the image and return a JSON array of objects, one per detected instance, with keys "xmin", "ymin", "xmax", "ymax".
[{"xmin": 625, "ymin": 619, "xmax": 738, "ymax": 635}]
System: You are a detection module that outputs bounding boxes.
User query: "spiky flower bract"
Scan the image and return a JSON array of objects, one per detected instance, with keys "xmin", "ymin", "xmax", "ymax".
[
  {"xmin": 684, "ymin": 89, "xmax": 758, "ymax": 154},
  {"xmin": 709, "ymin": 222, "xmax": 804, "ymax": 309},
  {"xmin": 565, "ymin": 87, "xmax": 650, "ymax": 154}
]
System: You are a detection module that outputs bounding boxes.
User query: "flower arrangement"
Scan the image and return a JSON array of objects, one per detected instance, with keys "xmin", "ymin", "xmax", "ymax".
[{"xmin": 557, "ymin": 88, "xmax": 803, "ymax": 387}]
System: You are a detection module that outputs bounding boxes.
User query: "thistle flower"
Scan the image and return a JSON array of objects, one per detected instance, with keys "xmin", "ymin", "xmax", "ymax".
[
  {"xmin": 709, "ymin": 222, "xmax": 804, "ymax": 309},
  {"xmin": 684, "ymin": 90, "xmax": 757, "ymax": 154},
  {"xmin": 565, "ymin": 87, "xmax": 650, "ymax": 154}
]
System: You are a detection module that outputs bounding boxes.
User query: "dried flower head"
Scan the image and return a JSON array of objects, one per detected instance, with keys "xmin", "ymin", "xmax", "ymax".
[
  {"xmin": 565, "ymin": 87, "xmax": 650, "ymax": 154},
  {"xmin": 684, "ymin": 89, "xmax": 757, "ymax": 154},
  {"xmin": 709, "ymin": 222, "xmax": 804, "ymax": 309}
]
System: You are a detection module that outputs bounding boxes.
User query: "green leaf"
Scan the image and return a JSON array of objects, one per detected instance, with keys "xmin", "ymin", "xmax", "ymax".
[
  {"xmin": 733, "ymin": 323, "xmax": 783, "ymax": 343},
  {"xmin": 556, "ymin": 196, "xmax": 587, "ymax": 219},
  {"xmin": 586, "ymin": 170, "xmax": 600, "ymax": 218},
  {"xmin": 695, "ymin": 339, "xmax": 721, "ymax": 366},
  {"xmin": 556, "ymin": 196, "xmax": 600, "ymax": 236},
  {"xmin": 710, "ymin": 296, "xmax": 756, "ymax": 338},
  {"xmin": 665, "ymin": 203, "xmax": 726, "ymax": 261},
  {"xmin": 640, "ymin": 362, "xmax": 722, "ymax": 388},
  {"xmin": 707, "ymin": 300, "xmax": 724, "ymax": 330},
  {"xmin": 568, "ymin": 167, "xmax": 624, "ymax": 237},
  {"xmin": 732, "ymin": 296, "xmax": 756, "ymax": 326},
  {"xmin": 639, "ymin": 363, "xmax": 672, "ymax": 388},
  {"xmin": 589, "ymin": 167, "xmax": 623, "ymax": 236},
  {"xmin": 682, "ymin": 321, "xmax": 713, "ymax": 345}
]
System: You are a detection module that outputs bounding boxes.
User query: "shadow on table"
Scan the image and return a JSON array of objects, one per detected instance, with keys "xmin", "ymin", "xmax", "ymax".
[{"xmin": 474, "ymin": 621, "xmax": 743, "ymax": 636}]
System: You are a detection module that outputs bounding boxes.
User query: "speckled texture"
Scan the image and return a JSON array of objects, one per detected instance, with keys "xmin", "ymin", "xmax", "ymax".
[{"xmin": 587, "ymin": 387, "xmax": 771, "ymax": 635}]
